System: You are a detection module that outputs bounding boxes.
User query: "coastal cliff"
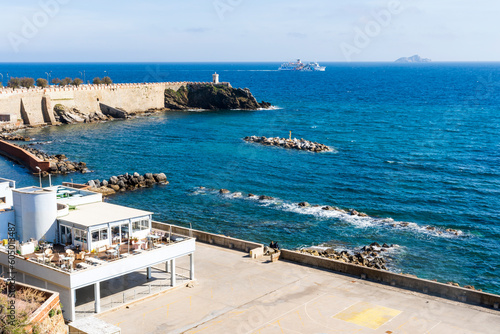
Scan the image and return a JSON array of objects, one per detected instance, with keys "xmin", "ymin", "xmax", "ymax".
[{"xmin": 165, "ymin": 84, "xmax": 271, "ymax": 110}]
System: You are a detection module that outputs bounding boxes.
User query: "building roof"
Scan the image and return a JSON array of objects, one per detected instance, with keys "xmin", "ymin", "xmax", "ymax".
[{"xmin": 59, "ymin": 202, "xmax": 152, "ymax": 228}]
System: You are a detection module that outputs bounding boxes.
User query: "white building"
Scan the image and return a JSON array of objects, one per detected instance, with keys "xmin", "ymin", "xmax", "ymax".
[
  {"xmin": 0, "ymin": 178, "xmax": 195, "ymax": 322},
  {"xmin": 0, "ymin": 177, "xmax": 15, "ymax": 240}
]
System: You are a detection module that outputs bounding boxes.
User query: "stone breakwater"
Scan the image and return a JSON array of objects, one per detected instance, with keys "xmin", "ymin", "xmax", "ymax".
[
  {"xmin": 86, "ymin": 172, "xmax": 168, "ymax": 196},
  {"xmin": 300, "ymin": 242, "xmax": 395, "ymax": 270},
  {"xmin": 19, "ymin": 145, "xmax": 88, "ymax": 175},
  {"xmin": 243, "ymin": 136, "xmax": 331, "ymax": 152}
]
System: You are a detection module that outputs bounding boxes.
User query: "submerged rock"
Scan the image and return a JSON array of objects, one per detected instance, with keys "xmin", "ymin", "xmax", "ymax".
[{"xmin": 259, "ymin": 195, "xmax": 274, "ymax": 201}]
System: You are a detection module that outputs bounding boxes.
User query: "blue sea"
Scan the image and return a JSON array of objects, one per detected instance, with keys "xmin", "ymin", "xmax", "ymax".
[{"xmin": 1, "ymin": 62, "xmax": 499, "ymax": 293}]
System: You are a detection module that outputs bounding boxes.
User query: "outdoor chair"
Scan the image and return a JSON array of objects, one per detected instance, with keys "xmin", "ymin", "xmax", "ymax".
[{"xmin": 76, "ymin": 251, "xmax": 86, "ymax": 260}]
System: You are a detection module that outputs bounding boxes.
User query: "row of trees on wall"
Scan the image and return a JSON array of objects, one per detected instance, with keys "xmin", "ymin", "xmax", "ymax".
[{"xmin": 3, "ymin": 76, "xmax": 113, "ymax": 89}]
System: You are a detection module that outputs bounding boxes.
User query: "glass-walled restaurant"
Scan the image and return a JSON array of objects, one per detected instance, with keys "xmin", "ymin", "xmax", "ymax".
[{"xmin": 57, "ymin": 202, "xmax": 152, "ymax": 252}]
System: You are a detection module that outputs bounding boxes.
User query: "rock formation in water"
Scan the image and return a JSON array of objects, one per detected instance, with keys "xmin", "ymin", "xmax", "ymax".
[
  {"xmin": 395, "ymin": 55, "xmax": 432, "ymax": 63},
  {"xmin": 244, "ymin": 136, "xmax": 331, "ymax": 152},
  {"xmin": 19, "ymin": 144, "xmax": 88, "ymax": 175},
  {"xmin": 164, "ymin": 84, "xmax": 271, "ymax": 110},
  {"xmin": 86, "ymin": 172, "xmax": 168, "ymax": 196}
]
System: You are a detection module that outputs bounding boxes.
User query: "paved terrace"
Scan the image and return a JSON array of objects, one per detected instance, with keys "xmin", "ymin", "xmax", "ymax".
[{"xmin": 97, "ymin": 243, "xmax": 500, "ymax": 334}]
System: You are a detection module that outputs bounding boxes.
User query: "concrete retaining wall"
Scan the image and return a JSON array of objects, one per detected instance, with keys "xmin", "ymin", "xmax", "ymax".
[
  {"xmin": 0, "ymin": 140, "xmax": 50, "ymax": 172},
  {"xmin": 152, "ymin": 221, "xmax": 263, "ymax": 253},
  {"xmin": 280, "ymin": 249, "xmax": 500, "ymax": 310}
]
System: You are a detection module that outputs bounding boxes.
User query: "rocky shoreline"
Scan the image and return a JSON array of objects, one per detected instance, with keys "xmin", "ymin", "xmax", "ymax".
[
  {"xmin": 86, "ymin": 172, "xmax": 168, "ymax": 196},
  {"xmin": 244, "ymin": 136, "xmax": 331, "ymax": 152},
  {"xmin": 0, "ymin": 133, "xmax": 31, "ymax": 141},
  {"xmin": 300, "ymin": 242, "xmax": 395, "ymax": 270},
  {"xmin": 18, "ymin": 144, "xmax": 89, "ymax": 175}
]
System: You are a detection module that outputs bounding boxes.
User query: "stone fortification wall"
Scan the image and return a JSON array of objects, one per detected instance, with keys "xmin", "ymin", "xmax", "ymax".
[{"xmin": 0, "ymin": 81, "xmax": 222, "ymax": 126}]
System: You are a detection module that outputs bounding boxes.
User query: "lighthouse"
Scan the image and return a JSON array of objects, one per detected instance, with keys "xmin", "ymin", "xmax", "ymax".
[{"xmin": 212, "ymin": 72, "xmax": 219, "ymax": 84}]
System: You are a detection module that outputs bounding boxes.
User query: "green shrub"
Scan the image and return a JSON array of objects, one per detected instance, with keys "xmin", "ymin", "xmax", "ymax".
[
  {"xmin": 102, "ymin": 76, "xmax": 113, "ymax": 85},
  {"xmin": 36, "ymin": 78, "xmax": 48, "ymax": 88},
  {"xmin": 20, "ymin": 77, "xmax": 35, "ymax": 88},
  {"xmin": 72, "ymin": 78, "xmax": 83, "ymax": 86},
  {"xmin": 92, "ymin": 77, "xmax": 101, "ymax": 85},
  {"xmin": 8, "ymin": 77, "xmax": 21, "ymax": 89},
  {"xmin": 60, "ymin": 77, "xmax": 72, "ymax": 87}
]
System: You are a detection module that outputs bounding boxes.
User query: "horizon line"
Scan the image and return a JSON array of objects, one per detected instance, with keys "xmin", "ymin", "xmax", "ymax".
[{"xmin": 1, "ymin": 60, "xmax": 500, "ymax": 64}]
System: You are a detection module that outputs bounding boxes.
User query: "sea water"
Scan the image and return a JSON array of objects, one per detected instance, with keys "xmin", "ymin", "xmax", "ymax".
[{"xmin": 1, "ymin": 62, "xmax": 499, "ymax": 293}]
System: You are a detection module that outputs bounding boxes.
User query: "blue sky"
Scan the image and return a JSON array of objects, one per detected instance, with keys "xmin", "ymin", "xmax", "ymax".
[{"xmin": 0, "ymin": 0, "xmax": 498, "ymax": 62}]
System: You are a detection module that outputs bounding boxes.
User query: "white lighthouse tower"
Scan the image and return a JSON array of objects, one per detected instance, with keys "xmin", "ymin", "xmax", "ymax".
[{"xmin": 212, "ymin": 72, "xmax": 219, "ymax": 84}]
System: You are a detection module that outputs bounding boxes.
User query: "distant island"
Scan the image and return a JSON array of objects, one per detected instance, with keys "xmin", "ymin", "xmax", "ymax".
[{"xmin": 395, "ymin": 55, "xmax": 432, "ymax": 63}]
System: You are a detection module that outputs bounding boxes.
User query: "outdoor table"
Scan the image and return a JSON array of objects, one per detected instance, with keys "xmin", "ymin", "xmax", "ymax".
[
  {"xmin": 77, "ymin": 262, "xmax": 91, "ymax": 269},
  {"xmin": 86, "ymin": 257, "xmax": 103, "ymax": 265},
  {"xmin": 106, "ymin": 249, "xmax": 118, "ymax": 259}
]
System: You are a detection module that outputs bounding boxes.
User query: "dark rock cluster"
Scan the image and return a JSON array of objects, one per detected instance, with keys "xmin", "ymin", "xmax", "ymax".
[
  {"xmin": 0, "ymin": 133, "xmax": 31, "ymax": 141},
  {"xmin": 53, "ymin": 104, "xmax": 112, "ymax": 124},
  {"xmin": 86, "ymin": 172, "xmax": 168, "ymax": 196},
  {"xmin": 19, "ymin": 145, "xmax": 88, "ymax": 175},
  {"xmin": 164, "ymin": 84, "xmax": 271, "ymax": 110},
  {"xmin": 300, "ymin": 242, "xmax": 394, "ymax": 270},
  {"xmin": 244, "ymin": 136, "xmax": 331, "ymax": 152}
]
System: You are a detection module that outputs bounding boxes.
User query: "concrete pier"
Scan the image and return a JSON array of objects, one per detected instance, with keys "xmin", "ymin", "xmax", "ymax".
[{"xmin": 97, "ymin": 242, "xmax": 500, "ymax": 333}]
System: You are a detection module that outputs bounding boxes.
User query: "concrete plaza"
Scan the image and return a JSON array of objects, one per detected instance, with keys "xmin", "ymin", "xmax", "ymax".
[{"xmin": 97, "ymin": 243, "xmax": 500, "ymax": 334}]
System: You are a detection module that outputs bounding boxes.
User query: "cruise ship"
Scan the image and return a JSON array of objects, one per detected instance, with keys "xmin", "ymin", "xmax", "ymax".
[{"xmin": 278, "ymin": 59, "xmax": 326, "ymax": 71}]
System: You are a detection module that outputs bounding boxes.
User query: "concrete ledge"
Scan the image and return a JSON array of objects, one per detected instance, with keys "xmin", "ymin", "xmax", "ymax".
[
  {"xmin": 152, "ymin": 221, "xmax": 262, "ymax": 253},
  {"xmin": 151, "ymin": 222, "xmax": 500, "ymax": 310},
  {"xmin": 0, "ymin": 140, "xmax": 50, "ymax": 172},
  {"xmin": 280, "ymin": 249, "xmax": 500, "ymax": 310},
  {"xmin": 250, "ymin": 247, "xmax": 264, "ymax": 259}
]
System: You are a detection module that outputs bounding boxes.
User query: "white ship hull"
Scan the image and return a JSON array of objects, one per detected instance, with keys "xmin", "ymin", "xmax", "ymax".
[{"xmin": 278, "ymin": 59, "xmax": 326, "ymax": 71}]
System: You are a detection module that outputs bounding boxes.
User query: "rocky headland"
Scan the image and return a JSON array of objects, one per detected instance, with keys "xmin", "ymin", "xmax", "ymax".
[
  {"xmin": 244, "ymin": 136, "xmax": 331, "ymax": 152},
  {"xmin": 165, "ymin": 84, "xmax": 271, "ymax": 110},
  {"xmin": 86, "ymin": 172, "xmax": 168, "ymax": 196}
]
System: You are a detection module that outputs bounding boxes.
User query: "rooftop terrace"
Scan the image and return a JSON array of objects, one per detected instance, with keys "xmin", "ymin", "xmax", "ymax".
[{"xmin": 0, "ymin": 229, "xmax": 189, "ymax": 275}]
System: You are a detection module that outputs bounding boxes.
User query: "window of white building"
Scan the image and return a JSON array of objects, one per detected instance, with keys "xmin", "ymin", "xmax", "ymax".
[{"xmin": 132, "ymin": 219, "xmax": 149, "ymax": 233}]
